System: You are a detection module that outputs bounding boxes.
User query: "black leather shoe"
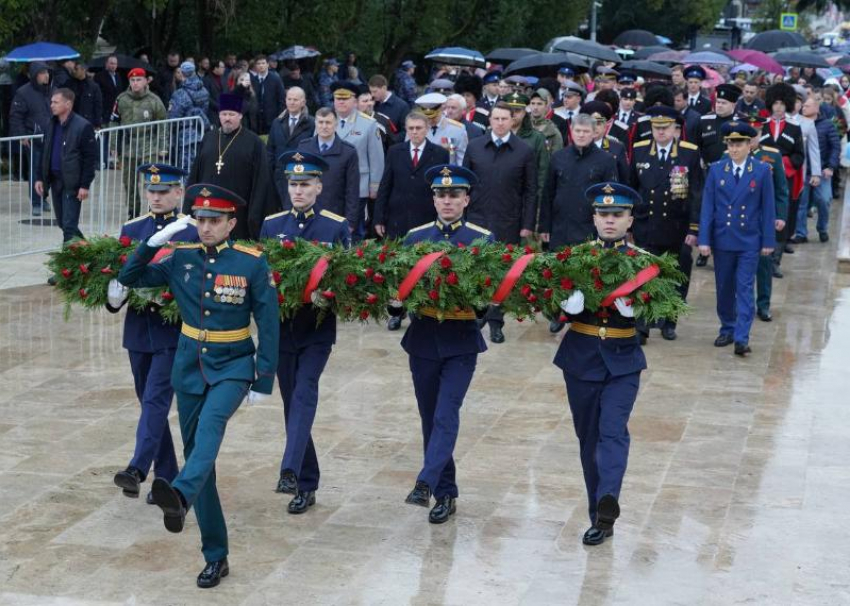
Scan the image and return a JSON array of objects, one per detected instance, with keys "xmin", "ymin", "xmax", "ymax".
[
  {"xmin": 820, "ymin": 232, "xmax": 829, "ymax": 243},
  {"xmin": 114, "ymin": 466, "xmax": 143, "ymax": 498},
  {"xmin": 695, "ymin": 254, "xmax": 708, "ymax": 267},
  {"xmin": 734, "ymin": 342, "xmax": 752, "ymax": 357},
  {"xmin": 197, "ymin": 558, "xmax": 229, "ymax": 589},
  {"xmin": 476, "ymin": 318, "xmax": 486, "ymax": 329},
  {"xmin": 146, "ymin": 491, "xmax": 155, "ymax": 505},
  {"xmin": 582, "ymin": 526, "xmax": 614, "ymax": 546},
  {"xmin": 757, "ymin": 309, "xmax": 772, "ymax": 322},
  {"xmin": 714, "ymin": 334, "xmax": 733, "ymax": 347},
  {"xmin": 405, "ymin": 481, "xmax": 431, "ymax": 507},
  {"xmin": 275, "ymin": 470, "xmax": 297, "ymax": 495},
  {"xmin": 638, "ymin": 331, "xmax": 648, "ymax": 346},
  {"xmin": 428, "ymin": 496, "xmax": 456, "ymax": 524},
  {"xmin": 788, "ymin": 235, "xmax": 807, "ymax": 244},
  {"xmin": 287, "ymin": 491, "xmax": 316, "ymax": 514},
  {"xmin": 489, "ymin": 325, "xmax": 505, "ymax": 344},
  {"xmin": 660, "ymin": 325, "xmax": 677, "ymax": 341},
  {"xmin": 151, "ymin": 478, "xmax": 186, "ymax": 533},
  {"xmin": 596, "ymin": 494, "xmax": 620, "ymax": 531},
  {"xmin": 549, "ymin": 320, "xmax": 565, "ymax": 333},
  {"xmin": 47, "ymin": 275, "xmax": 57, "ymax": 286},
  {"xmin": 772, "ymin": 265, "xmax": 784, "ymax": 279},
  {"xmin": 783, "ymin": 243, "xmax": 795, "ymax": 254},
  {"xmin": 387, "ymin": 316, "xmax": 402, "ymax": 331}
]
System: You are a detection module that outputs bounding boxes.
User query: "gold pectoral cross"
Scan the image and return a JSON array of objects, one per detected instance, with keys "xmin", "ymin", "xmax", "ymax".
[{"xmin": 215, "ymin": 157, "xmax": 224, "ymax": 174}]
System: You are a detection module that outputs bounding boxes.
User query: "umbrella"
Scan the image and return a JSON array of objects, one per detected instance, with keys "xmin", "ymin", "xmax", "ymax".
[
  {"xmin": 773, "ymin": 50, "xmax": 830, "ymax": 69},
  {"xmin": 87, "ymin": 54, "xmax": 154, "ymax": 74},
  {"xmin": 551, "ymin": 37, "xmax": 621, "ymax": 63},
  {"xmin": 485, "ymin": 48, "xmax": 537, "ymax": 64},
  {"xmin": 5, "ymin": 42, "xmax": 79, "ymax": 62},
  {"xmin": 701, "ymin": 66, "xmax": 725, "ymax": 88},
  {"xmin": 631, "ymin": 45, "xmax": 671, "ymax": 60},
  {"xmin": 613, "ymin": 30, "xmax": 659, "ymax": 48},
  {"xmin": 619, "ymin": 60, "xmax": 672, "ymax": 78},
  {"xmin": 730, "ymin": 63, "xmax": 758, "ymax": 74},
  {"xmin": 834, "ymin": 55, "xmax": 850, "ymax": 67},
  {"xmin": 271, "ymin": 45, "xmax": 320, "ymax": 61},
  {"xmin": 656, "ymin": 35, "xmax": 672, "ymax": 45},
  {"xmin": 425, "ymin": 47, "xmax": 486, "ymax": 68},
  {"xmin": 504, "ymin": 52, "xmax": 590, "ymax": 77},
  {"xmin": 745, "ymin": 30, "xmax": 809, "ymax": 52},
  {"xmin": 647, "ymin": 50, "xmax": 689, "ymax": 64},
  {"xmin": 817, "ymin": 67, "xmax": 843, "ymax": 81},
  {"xmin": 727, "ymin": 49, "xmax": 784, "ymax": 75},
  {"xmin": 682, "ymin": 51, "xmax": 735, "ymax": 66}
]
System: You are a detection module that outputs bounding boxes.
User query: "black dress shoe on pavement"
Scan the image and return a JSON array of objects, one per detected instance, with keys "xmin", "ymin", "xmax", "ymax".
[
  {"xmin": 275, "ymin": 469, "xmax": 297, "ymax": 494},
  {"xmin": 114, "ymin": 466, "xmax": 143, "ymax": 498},
  {"xmin": 549, "ymin": 319, "xmax": 565, "ymax": 333},
  {"xmin": 660, "ymin": 325, "xmax": 677, "ymax": 341},
  {"xmin": 772, "ymin": 265, "xmax": 784, "ymax": 279},
  {"xmin": 47, "ymin": 275, "xmax": 57, "ymax": 286},
  {"xmin": 489, "ymin": 325, "xmax": 505, "ymax": 344},
  {"xmin": 757, "ymin": 309, "xmax": 773, "ymax": 322},
  {"xmin": 428, "ymin": 496, "xmax": 456, "ymax": 524},
  {"xmin": 714, "ymin": 334, "xmax": 734, "ymax": 347},
  {"xmin": 151, "ymin": 478, "xmax": 186, "ymax": 533},
  {"xmin": 695, "ymin": 254, "xmax": 708, "ymax": 267},
  {"xmin": 734, "ymin": 342, "xmax": 752, "ymax": 357},
  {"xmin": 638, "ymin": 331, "xmax": 648, "ymax": 346},
  {"xmin": 788, "ymin": 236, "xmax": 807, "ymax": 244},
  {"xmin": 387, "ymin": 316, "xmax": 402, "ymax": 331},
  {"xmin": 197, "ymin": 558, "xmax": 229, "ymax": 589},
  {"xmin": 287, "ymin": 491, "xmax": 316, "ymax": 514},
  {"xmin": 783, "ymin": 243, "xmax": 795, "ymax": 254},
  {"xmin": 820, "ymin": 232, "xmax": 829, "ymax": 243},
  {"xmin": 582, "ymin": 526, "xmax": 614, "ymax": 546},
  {"xmin": 146, "ymin": 491, "xmax": 155, "ymax": 505},
  {"xmin": 595, "ymin": 494, "xmax": 620, "ymax": 531},
  {"xmin": 405, "ymin": 481, "xmax": 431, "ymax": 507}
]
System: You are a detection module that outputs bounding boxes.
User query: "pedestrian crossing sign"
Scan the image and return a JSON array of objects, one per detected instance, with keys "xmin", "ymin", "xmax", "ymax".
[{"xmin": 780, "ymin": 13, "xmax": 798, "ymax": 31}]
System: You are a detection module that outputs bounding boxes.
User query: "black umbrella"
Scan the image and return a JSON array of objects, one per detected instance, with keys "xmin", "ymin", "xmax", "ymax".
[
  {"xmin": 613, "ymin": 30, "xmax": 659, "ymax": 48},
  {"xmin": 745, "ymin": 30, "xmax": 809, "ymax": 52},
  {"xmin": 631, "ymin": 45, "xmax": 671, "ymax": 60},
  {"xmin": 88, "ymin": 54, "xmax": 154, "ymax": 75},
  {"xmin": 773, "ymin": 50, "xmax": 830, "ymax": 68},
  {"xmin": 551, "ymin": 37, "xmax": 621, "ymax": 63},
  {"xmin": 270, "ymin": 45, "xmax": 320, "ymax": 61},
  {"xmin": 485, "ymin": 48, "xmax": 537, "ymax": 65},
  {"xmin": 504, "ymin": 52, "xmax": 590, "ymax": 77},
  {"xmin": 619, "ymin": 60, "xmax": 672, "ymax": 78}
]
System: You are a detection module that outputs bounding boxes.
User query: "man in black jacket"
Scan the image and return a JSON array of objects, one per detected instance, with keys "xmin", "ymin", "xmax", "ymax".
[
  {"xmin": 94, "ymin": 55, "xmax": 126, "ymax": 127},
  {"xmin": 267, "ymin": 86, "xmax": 315, "ymax": 195},
  {"xmin": 251, "ymin": 55, "xmax": 285, "ymax": 135},
  {"xmin": 35, "ymin": 88, "xmax": 97, "ymax": 242},
  {"xmin": 71, "ymin": 63, "xmax": 103, "ymax": 128},
  {"xmin": 369, "ymin": 74, "xmax": 410, "ymax": 131},
  {"xmin": 10, "ymin": 62, "xmax": 53, "ymax": 215}
]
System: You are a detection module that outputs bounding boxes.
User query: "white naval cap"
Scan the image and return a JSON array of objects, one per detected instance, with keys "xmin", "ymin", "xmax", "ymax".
[{"xmin": 415, "ymin": 92, "xmax": 448, "ymax": 108}]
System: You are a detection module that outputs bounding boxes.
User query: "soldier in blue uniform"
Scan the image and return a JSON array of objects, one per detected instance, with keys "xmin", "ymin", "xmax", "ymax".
[
  {"xmin": 399, "ymin": 164, "xmax": 494, "ymax": 524},
  {"xmin": 554, "ymin": 182, "xmax": 647, "ymax": 546},
  {"xmin": 698, "ymin": 122, "xmax": 776, "ymax": 356},
  {"xmin": 118, "ymin": 183, "xmax": 280, "ymax": 588},
  {"xmin": 110, "ymin": 164, "xmax": 199, "ymax": 505},
  {"xmin": 259, "ymin": 151, "xmax": 350, "ymax": 514}
]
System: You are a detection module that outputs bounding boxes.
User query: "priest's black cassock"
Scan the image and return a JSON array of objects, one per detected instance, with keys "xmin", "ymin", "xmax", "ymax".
[{"xmin": 186, "ymin": 125, "xmax": 276, "ymax": 239}]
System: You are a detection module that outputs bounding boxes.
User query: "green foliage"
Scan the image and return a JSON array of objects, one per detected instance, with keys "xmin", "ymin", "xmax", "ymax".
[{"xmin": 599, "ymin": 0, "xmax": 729, "ymax": 46}]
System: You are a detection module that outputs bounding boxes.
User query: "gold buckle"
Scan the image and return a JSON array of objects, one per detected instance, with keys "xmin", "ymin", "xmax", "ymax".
[
  {"xmin": 598, "ymin": 326, "xmax": 607, "ymax": 339},
  {"xmin": 197, "ymin": 329, "xmax": 207, "ymax": 342}
]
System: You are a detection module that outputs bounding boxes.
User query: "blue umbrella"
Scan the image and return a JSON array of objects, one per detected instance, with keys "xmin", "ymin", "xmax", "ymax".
[
  {"xmin": 5, "ymin": 42, "xmax": 79, "ymax": 62},
  {"xmin": 682, "ymin": 51, "xmax": 735, "ymax": 66},
  {"xmin": 425, "ymin": 47, "xmax": 486, "ymax": 68},
  {"xmin": 656, "ymin": 35, "xmax": 672, "ymax": 45}
]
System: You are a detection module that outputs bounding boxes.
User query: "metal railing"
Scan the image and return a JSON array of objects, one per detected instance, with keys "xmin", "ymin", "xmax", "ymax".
[{"xmin": 0, "ymin": 116, "xmax": 206, "ymax": 259}]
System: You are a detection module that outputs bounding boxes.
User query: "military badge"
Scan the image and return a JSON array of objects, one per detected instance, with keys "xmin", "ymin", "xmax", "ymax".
[{"xmin": 669, "ymin": 166, "xmax": 689, "ymax": 199}]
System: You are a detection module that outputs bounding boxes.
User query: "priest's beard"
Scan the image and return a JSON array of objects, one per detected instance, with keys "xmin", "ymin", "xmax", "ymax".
[{"xmin": 221, "ymin": 123, "xmax": 241, "ymax": 135}]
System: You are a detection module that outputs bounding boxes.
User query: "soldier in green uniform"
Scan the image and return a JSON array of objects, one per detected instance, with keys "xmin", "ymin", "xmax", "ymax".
[{"xmin": 118, "ymin": 183, "xmax": 279, "ymax": 589}]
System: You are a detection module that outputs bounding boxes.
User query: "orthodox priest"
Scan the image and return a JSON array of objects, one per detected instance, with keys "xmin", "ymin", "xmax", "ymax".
[{"xmin": 185, "ymin": 93, "xmax": 275, "ymax": 239}]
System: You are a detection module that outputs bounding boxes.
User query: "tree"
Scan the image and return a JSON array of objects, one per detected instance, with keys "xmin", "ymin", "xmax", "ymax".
[{"xmin": 599, "ymin": 0, "xmax": 728, "ymax": 46}]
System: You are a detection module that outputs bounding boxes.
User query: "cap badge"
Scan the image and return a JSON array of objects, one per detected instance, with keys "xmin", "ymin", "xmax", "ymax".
[{"xmin": 200, "ymin": 187, "xmax": 212, "ymax": 197}]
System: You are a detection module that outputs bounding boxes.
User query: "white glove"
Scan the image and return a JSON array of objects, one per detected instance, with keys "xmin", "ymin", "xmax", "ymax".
[
  {"xmin": 148, "ymin": 215, "xmax": 192, "ymax": 247},
  {"xmin": 560, "ymin": 290, "xmax": 585, "ymax": 315},
  {"xmin": 107, "ymin": 279, "xmax": 129, "ymax": 308},
  {"xmin": 245, "ymin": 390, "xmax": 269, "ymax": 406},
  {"xmin": 614, "ymin": 297, "xmax": 635, "ymax": 318}
]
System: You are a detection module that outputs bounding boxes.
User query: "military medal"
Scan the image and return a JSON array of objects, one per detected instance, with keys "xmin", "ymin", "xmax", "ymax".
[{"xmin": 669, "ymin": 166, "xmax": 689, "ymax": 200}]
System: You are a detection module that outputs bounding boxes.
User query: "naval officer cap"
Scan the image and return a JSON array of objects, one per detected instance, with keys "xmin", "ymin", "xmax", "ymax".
[
  {"xmin": 683, "ymin": 65, "xmax": 707, "ymax": 81},
  {"xmin": 645, "ymin": 105, "xmax": 679, "ymax": 125},
  {"xmin": 428, "ymin": 78, "xmax": 455, "ymax": 94},
  {"xmin": 483, "ymin": 70, "xmax": 502, "ymax": 84},
  {"xmin": 415, "ymin": 92, "xmax": 448, "ymax": 108},
  {"xmin": 186, "ymin": 184, "xmax": 247, "ymax": 218},
  {"xmin": 563, "ymin": 80, "xmax": 587, "ymax": 98},
  {"xmin": 617, "ymin": 71, "xmax": 637, "ymax": 85},
  {"xmin": 425, "ymin": 164, "xmax": 479, "ymax": 190},
  {"xmin": 586, "ymin": 182, "xmax": 641, "ymax": 212},
  {"xmin": 278, "ymin": 151, "xmax": 330, "ymax": 181},
  {"xmin": 721, "ymin": 120, "xmax": 758, "ymax": 141},
  {"xmin": 137, "ymin": 163, "xmax": 186, "ymax": 192}
]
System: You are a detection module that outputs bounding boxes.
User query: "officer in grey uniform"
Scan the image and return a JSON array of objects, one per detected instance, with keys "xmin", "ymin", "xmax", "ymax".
[{"xmin": 415, "ymin": 92, "xmax": 469, "ymax": 165}]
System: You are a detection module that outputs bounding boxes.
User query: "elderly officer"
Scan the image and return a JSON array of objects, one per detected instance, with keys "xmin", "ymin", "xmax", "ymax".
[
  {"xmin": 398, "ymin": 164, "xmax": 494, "ymax": 524},
  {"xmin": 630, "ymin": 106, "xmax": 703, "ymax": 342},
  {"xmin": 698, "ymin": 121, "xmax": 776, "ymax": 356},
  {"xmin": 555, "ymin": 182, "xmax": 648, "ymax": 546},
  {"xmin": 259, "ymin": 152, "xmax": 349, "ymax": 514},
  {"xmin": 415, "ymin": 92, "xmax": 469, "ymax": 164},
  {"xmin": 109, "ymin": 164, "xmax": 198, "ymax": 505},
  {"xmin": 118, "ymin": 183, "xmax": 279, "ymax": 588}
]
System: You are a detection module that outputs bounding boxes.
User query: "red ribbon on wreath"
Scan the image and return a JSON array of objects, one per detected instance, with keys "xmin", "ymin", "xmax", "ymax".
[
  {"xmin": 491, "ymin": 253, "xmax": 535, "ymax": 304},
  {"xmin": 600, "ymin": 264, "xmax": 660, "ymax": 307},
  {"xmin": 302, "ymin": 256, "xmax": 330, "ymax": 303},
  {"xmin": 396, "ymin": 251, "xmax": 445, "ymax": 301}
]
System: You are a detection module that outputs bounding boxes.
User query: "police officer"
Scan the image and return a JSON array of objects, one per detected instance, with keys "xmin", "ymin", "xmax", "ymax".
[
  {"xmin": 480, "ymin": 71, "xmax": 502, "ymax": 110},
  {"xmin": 698, "ymin": 121, "xmax": 776, "ymax": 356},
  {"xmin": 259, "ymin": 152, "xmax": 350, "ymax": 514},
  {"xmin": 399, "ymin": 164, "xmax": 494, "ymax": 524},
  {"xmin": 630, "ymin": 106, "xmax": 703, "ymax": 342},
  {"xmin": 683, "ymin": 65, "xmax": 711, "ymax": 115},
  {"xmin": 118, "ymin": 183, "xmax": 279, "ymax": 588},
  {"xmin": 109, "ymin": 164, "xmax": 198, "ymax": 505},
  {"xmin": 415, "ymin": 92, "xmax": 469, "ymax": 164},
  {"xmin": 555, "ymin": 183, "xmax": 648, "ymax": 546}
]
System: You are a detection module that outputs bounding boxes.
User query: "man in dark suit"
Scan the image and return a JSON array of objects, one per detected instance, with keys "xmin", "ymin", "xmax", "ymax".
[
  {"xmin": 292, "ymin": 107, "xmax": 359, "ymax": 229},
  {"xmin": 94, "ymin": 55, "xmax": 126, "ymax": 126},
  {"xmin": 267, "ymin": 86, "xmax": 316, "ymax": 198},
  {"xmin": 250, "ymin": 55, "xmax": 285, "ymax": 135},
  {"xmin": 369, "ymin": 74, "xmax": 409, "ymax": 131},
  {"xmin": 683, "ymin": 65, "xmax": 712, "ymax": 116},
  {"xmin": 374, "ymin": 111, "xmax": 450, "ymax": 331}
]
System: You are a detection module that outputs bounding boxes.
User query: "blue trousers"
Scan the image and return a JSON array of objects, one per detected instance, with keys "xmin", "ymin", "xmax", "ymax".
[
  {"xmin": 564, "ymin": 370, "xmax": 640, "ymax": 524},
  {"xmin": 713, "ymin": 249, "xmax": 759, "ymax": 345},
  {"xmin": 796, "ymin": 180, "xmax": 833, "ymax": 237},
  {"xmin": 173, "ymin": 380, "xmax": 249, "ymax": 563},
  {"xmin": 49, "ymin": 176, "xmax": 84, "ymax": 242},
  {"xmin": 277, "ymin": 344, "xmax": 332, "ymax": 492},
  {"xmin": 127, "ymin": 349, "xmax": 178, "ymax": 482},
  {"xmin": 409, "ymin": 353, "xmax": 477, "ymax": 498}
]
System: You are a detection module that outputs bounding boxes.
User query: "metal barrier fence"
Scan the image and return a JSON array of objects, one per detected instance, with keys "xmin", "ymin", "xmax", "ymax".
[{"xmin": 0, "ymin": 116, "xmax": 205, "ymax": 259}]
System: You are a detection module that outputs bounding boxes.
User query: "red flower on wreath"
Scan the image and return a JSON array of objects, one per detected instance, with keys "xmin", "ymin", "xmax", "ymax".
[
  {"xmin": 282, "ymin": 240, "xmax": 296, "ymax": 250},
  {"xmin": 79, "ymin": 263, "xmax": 90, "ymax": 274},
  {"xmin": 506, "ymin": 244, "xmax": 515, "ymax": 252},
  {"xmin": 78, "ymin": 288, "xmax": 88, "ymax": 299},
  {"xmin": 365, "ymin": 294, "xmax": 379, "ymax": 305},
  {"xmin": 484, "ymin": 276, "xmax": 492, "ymax": 286},
  {"xmin": 119, "ymin": 254, "xmax": 128, "ymax": 265},
  {"xmin": 594, "ymin": 278, "xmax": 604, "ymax": 291},
  {"xmin": 527, "ymin": 294, "xmax": 538, "ymax": 303},
  {"xmin": 428, "ymin": 289, "xmax": 440, "ymax": 301},
  {"xmin": 61, "ymin": 268, "xmax": 72, "ymax": 278},
  {"xmin": 626, "ymin": 249, "xmax": 637, "ymax": 257},
  {"xmin": 322, "ymin": 290, "xmax": 336, "ymax": 299},
  {"xmin": 118, "ymin": 236, "xmax": 132, "ymax": 247},
  {"xmin": 345, "ymin": 273, "xmax": 358, "ymax": 286},
  {"xmin": 440, "ymin": 256, "xmax": 452, "ymax": 269},
  {"xmin": 359, "ymin": 310, "xmax": 370, "ymax": 320},
  {"xmin": 355, "ymin": 248, "xmax": 364, "ymax": 258},
  {"xmin": 501, "ymin": 253, "xmax": 513, "ymax": 263},
  {"xmin": 161, "ymin": 292, "xmax": 174, "ymax": 301},
  {"xmin": 277, "ymin": 292, "xmax": 285, "ymax": 304},
  {"xmin": 457, "ymin": 242, "xmax": 466, "ymax": 249},
  {"xmin": 524, "ymin": 245, "xmax": 534, "ymax": 254},
  {"xmin": 364, "ymin": 267, "xmax": 375, "ymax": 279},
  {"xmin": 372, "ymin": 273, "xmax": 385, "ymax": 284},
  {"xmin": 471, "ymin": 246, "xmax": 480, "ymax": 256},
  {"xmin": 543, "ymin": 288, "xmax": 553, "ymax": 299},
  {"xmin": 590, "ymin": 248, "xmax": 599, "ymax": 257},
  {"xmin": 520, "ymin": 284, "xmax": 532, "ymax": 297},
  {"xmin": 542, "ymin": 268, "xmax": 553, "ymax": 280},
  {"xmin": 272, "ymin": 271, "xmax": 282, "ymax": 285},
  {"xmin": 378, "ymin": 252, "xmax": 387, "ymax": 263},
  {"xmin": 641, "ymin": 292, "xmax": 651, "ymax": 303},
  {"xmin": 446, "ymin": 272, "xmax": 459, "ymax": 285},
  {"xmin": 100, "ymin": 266, "xmax": 114, "ymax": 275},
  {"xmin": 591, "ymin": 267, "xmax": 601, "ymax": 278},
  {"xmin": 434, "ymin": 276, "xmax": 442, "ymax": 287},
  {"xmin": 560, "ymin": 278, "xmax": 574, "ymax": 290},
  {"xmin": 557, "ymin": 247, "xmax": 572, "ymax": 261}
]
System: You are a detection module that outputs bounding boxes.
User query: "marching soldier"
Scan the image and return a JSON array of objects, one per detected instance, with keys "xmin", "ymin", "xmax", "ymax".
[
  {"xmin": 398, "ymin": 164, "xmax": 494, "ymax": 524},
  {"xmin": 630, "ymin": 106, "xmax": 703, "ymax": 342},
  {"xmin": 415, "ymin": 92, "xmax": 469, "ymax": 164},
  {"xmin": 109, "ymin": 164, "xmax": 198, "ymax": 505},
  {"xmin": 555, "ymin": 182, "xmax": 648, "ymax": 546},
  {"xmin": 260, "ymin": 152, "xmax": 350, "ymax": 515},
  {"xmin": 118, "ymin": 183, "xmax": 279, "ymax": 588},
  {"xmin": 698, "ymin": 121, "xmax": 776, "ymax": 357}
]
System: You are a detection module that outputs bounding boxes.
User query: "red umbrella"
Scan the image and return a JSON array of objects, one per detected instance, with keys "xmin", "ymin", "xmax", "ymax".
[{"xmin": 727, "ymin": 49, "xmax": 784, "ymax": 75}]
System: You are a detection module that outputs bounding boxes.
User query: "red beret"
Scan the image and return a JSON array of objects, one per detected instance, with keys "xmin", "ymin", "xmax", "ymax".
[{"xmin": 128, "ymin": 68, "xmax": 146, "ymax": 79}]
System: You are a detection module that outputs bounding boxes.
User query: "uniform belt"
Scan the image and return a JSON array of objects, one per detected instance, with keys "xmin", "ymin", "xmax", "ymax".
[
  {"xmin": 419, "ymin": 306, "xmax": 477, "ymax": 321},
  {"xmin": 181, "ymin": 323, "xmax": 252, "ymax": 343},
  {"xmin": 570, "ymin": 322, "xmax": 636, "ymax": 340}
]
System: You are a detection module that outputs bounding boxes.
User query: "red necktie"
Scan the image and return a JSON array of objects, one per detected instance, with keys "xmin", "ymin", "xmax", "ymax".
[{"xmin": 412, "ymin": 147, "xmax": 419, "ymax": 167}]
